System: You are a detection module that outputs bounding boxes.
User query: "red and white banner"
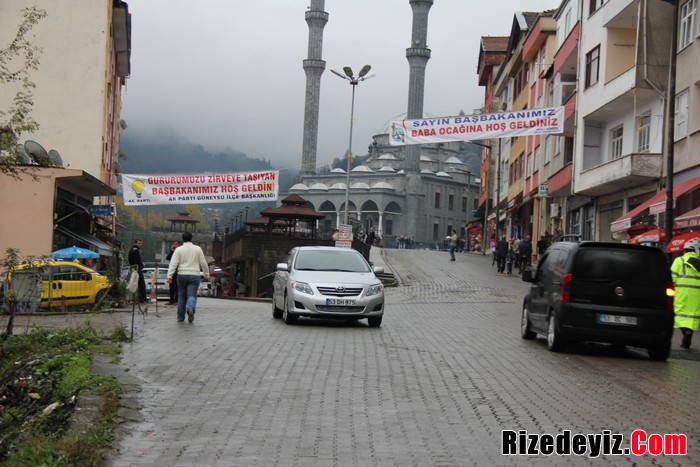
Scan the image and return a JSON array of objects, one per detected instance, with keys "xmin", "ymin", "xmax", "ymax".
[
  {"xmin": 388, "ymin": 107, "xmax": 565, "ymax": 146},
  {"xmin": 121, "ymin": 170, "xmax": 279, "ymax": 206}
]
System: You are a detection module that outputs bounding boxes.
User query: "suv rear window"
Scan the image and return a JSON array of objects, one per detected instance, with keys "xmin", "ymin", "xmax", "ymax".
[{"xmin": 572, "ymin": 249, "xmax": 667, "ymax": 286}]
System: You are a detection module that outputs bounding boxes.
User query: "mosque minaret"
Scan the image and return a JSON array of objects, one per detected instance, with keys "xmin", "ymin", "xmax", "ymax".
[
  {"xmin": 404, "ymin": 0, "xmax": 433, "ymax": 173},
  {"xmin": 300, "ymin": 0, "xmax": 328, "ymax": 176}
]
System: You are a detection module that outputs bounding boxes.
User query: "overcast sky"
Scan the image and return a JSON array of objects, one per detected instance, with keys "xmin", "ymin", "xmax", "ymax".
[{"xmin": 122, "ymin": 0, "xmax": 562, "ymax": 170}]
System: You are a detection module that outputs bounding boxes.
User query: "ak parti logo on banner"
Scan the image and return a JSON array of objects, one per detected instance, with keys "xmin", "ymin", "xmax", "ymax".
[
  {"xmin": 121, "ymin": 170, "xmax": 279, "ymax": 206},
  {"xmin": 389, "ymin": 107, "xmax": 565, "ymax": 146}
]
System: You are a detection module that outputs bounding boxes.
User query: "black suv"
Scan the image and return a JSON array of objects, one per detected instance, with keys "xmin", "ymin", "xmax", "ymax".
[{"xmin": 521, "ymin": 241, "xmax": 674, "ymax": 360}]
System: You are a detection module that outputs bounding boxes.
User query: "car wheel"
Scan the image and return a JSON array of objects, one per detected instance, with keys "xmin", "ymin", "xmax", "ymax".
[
  {"xmin": 546, "ymin": 313, "xmax": 566, "ymax": 352},
  {"xmin": 521, "ymin": 303, "xmax": 536, "ymax": 340},
  {"xmin": 282, "ymin": 293, "xmax": 297, "ymax": 325},
  {"xmin": 367, "ymin": 316, "xmax": 382, "ymax": 327},
  {"xmin": 272, "ymin": 295, "xmax": 283, "ymax": 319},
  {"xmin": 94, "ymin": 289, "xmax": 109, "ymax": 306},
  {"xmin": 647, "ymin": 339, "xmax": 671, "ymax": 361}
]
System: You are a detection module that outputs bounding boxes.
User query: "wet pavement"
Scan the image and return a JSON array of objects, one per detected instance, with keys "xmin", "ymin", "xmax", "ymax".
[{"xmin": 6, "ymin": 248, "xmax": 700, "ymax": 466}]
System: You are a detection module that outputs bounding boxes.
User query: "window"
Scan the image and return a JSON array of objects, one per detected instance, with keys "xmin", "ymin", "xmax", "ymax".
[
  {"xmin": 675, "ymin": 89, "xmax": 689, "ymax": 140},
  {"xmin": 545, "ymin": 136, "xmax": 553, "ymax": 164},
  {"xmin": 534, "ymin": 145, "xmax": 541, "ymax": 173},
  {"xmin": 636, "ymin": 113, "xmax": 651, "ymax": 153},
  {"xmin": 448, "ymin": 194, "xmax": 454, "ymax": 211},
  {"xmin": 433, "ymin": 223, "xmax": 439, "ymax": 241},
  {"xmin": 589, "ymin": 0, "xmax": 607, "ymax": 15},
  {"xmin": 680, "ymin": 0, "xmax": 697, "ymax": 50},
  {"xmin": 585, "ymin": 46, "xmax": 600, "ymax": 88},
  {"xmin": 386, "ymin": 219, "xmax": 393, "ymax": 236},
  {"xmin": 610, "ymin": 125, "xmax": 624, "ymax": 159},
  {"xmin": 527, "ymin": 153, "xmax": 533, "ymax": 177},
  {"xmin": 462, "ymin": 196, "xmax": 468, "ymax": 213},
  {"xmin": 584, "ymin": 205, "xmax": 595, "ymax": 241},
  {"xmin": 434, "ymin": 191, "xmax": 441, "ymax": 208}
]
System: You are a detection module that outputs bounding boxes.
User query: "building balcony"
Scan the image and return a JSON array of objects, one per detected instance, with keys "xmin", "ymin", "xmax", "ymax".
[{"xmin": 574, "ymin": 152, "xmax": 662, "ymax": 197}]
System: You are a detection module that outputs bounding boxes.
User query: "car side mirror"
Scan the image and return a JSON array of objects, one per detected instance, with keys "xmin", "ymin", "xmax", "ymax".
[
  {"xmin": 276, "ymin": 263, "xmax": 289, "ymax": 272},
  {"xmin": 521, "ymin": 267, "xmax": 535, "ymax": 283},
  {"xmin": 372, "ymin": 266, "xmax": 384, "ymax": 274}
]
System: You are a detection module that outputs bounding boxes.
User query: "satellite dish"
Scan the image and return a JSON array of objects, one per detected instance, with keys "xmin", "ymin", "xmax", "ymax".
[
  {"xmin": 15, "ymin": 143, "xmax": 32, "ymax": 164},
  {"xmin": 48, "ymin": 149, "xmax": 63, "ymax": 167},
  {"xmin": 119, "ymin": 119, "xmax": 128, "ymax": 130},
  {"xmin": 117, "ymin": 150, "xmax": 128, "ymax": 160},
  {"xmin": 24, "ymin": 140, "xmax": 50, "ymax": 165}
]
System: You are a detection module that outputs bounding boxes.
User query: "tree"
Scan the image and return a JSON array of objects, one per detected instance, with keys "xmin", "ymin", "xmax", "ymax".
[{"xmin": 0, "ymin": 7, "xmax": 46, "ymax": 178}]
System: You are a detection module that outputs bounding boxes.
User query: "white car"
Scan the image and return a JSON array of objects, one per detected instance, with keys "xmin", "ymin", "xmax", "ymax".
[{"xmin": 272, "ymin": 246, "xmax": 385, "ymax": 326}]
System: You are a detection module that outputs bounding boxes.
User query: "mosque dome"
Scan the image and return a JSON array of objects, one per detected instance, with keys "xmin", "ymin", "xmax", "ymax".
[
  {"xmin": 420, "ymin": 169, "xmax": 434, "ymax": 174},
  {"xmin": 435, "ymin": 171, "xmax": 451, "ymax": 178},
  {"xmin": 329, "ymin": 182, "xmax": 346, "ymax": 190},
  {"xmin": 378, "ymin": 166, "xmax": 396, "ymax": 172},
  {"xmin": 397, "ymin": 169, "xmax": 405, "ymax": 174},
  {"xmin": 372, "ymin": 182, "xmax": 395, "ymax": 190},
  {"xmin": 309, "ymin": 183, "xmax": 329, "ymax": 190},
  {"xmin": 377, "ymin": 153, "xmax": 397, "ymax": 160},
  {"xmin": 420, "ymin": 155, "xmax": 435, "ymax": 162},
  {"xmin": 350, "ymin": 181, "xmax": 371, "ymax": 190},
  {"xmin": 330, "ymin": 167, "xmax": 346, "ymax": 174},
  {"xmin": 445, "ymin": 156, "xmax": 464, "ymax": 164},
  {"xmin": 290, "ymin": 183, "xmax": 309, "ymax": 191},
  {"xmin": 351, "ymin": 165, "xmax": 374, "ymax": 173}
]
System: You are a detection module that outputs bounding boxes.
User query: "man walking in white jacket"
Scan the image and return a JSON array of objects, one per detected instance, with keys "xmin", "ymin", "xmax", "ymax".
[{"xmin": 167, "ymin": 231, "xmax": 210, "ymax": 323}]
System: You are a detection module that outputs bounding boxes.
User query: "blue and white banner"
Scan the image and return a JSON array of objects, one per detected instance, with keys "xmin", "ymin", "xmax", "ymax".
[{"xmin": 388, "ymin": 107, "xmax": 565, "ymax": 146}]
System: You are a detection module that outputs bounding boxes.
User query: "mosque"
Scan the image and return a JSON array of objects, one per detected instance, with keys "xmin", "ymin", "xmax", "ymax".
[{"xmin": 288, "ymin": 0, "xmax": 481, "ymax": 248}]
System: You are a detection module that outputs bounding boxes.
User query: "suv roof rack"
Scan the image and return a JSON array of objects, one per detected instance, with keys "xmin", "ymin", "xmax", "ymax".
[{"xmin": 554, "ymin": 234, "xmax": 581, "ymax": 243}]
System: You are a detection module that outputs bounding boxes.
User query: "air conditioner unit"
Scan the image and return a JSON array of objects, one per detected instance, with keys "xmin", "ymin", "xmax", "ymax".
[{"xmin": 550, "ymin": 203, "xmax": 560, "ymax": 218}]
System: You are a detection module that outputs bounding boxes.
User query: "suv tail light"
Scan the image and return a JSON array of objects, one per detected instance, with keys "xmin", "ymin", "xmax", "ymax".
[
  {"xmin": 666, "ymin": 282, "xmax": 675, "ymax": 311},
  {"xmin": 560, "ymin": 273, "xmax": 573, "ymax": 303}
]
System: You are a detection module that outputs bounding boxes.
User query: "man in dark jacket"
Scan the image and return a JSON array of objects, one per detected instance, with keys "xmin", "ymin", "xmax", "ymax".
[
  {"xmin": 495, "ymin": 236, "xmax": 509, "ymax": 274},
  {"xmin": 518, "ymin": 235, "xmax": 533, "ymax": 274},
  {"xmin": 128, "ymin": 238, "xmax": 147, "ymax": 303}
]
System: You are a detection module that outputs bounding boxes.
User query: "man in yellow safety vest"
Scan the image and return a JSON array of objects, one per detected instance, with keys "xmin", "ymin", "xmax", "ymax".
[{"xmin": 670, "ymin": 240, "xmax": 700, "ymax": 349}]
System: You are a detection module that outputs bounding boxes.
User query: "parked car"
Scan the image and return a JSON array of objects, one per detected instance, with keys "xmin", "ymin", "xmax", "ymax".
[
  {"xmin": 13, "ymin": 260, "xmax": 111, "ymax": 308},
  {"xmin": 272, "ymin": 246, "xmax": 385, "ymax": 326},
  {"xmin": 521, "ymin": 241, "xmax": 675, "ymax": 360},
  {"xmin": 197, "ymin": 281, "xmax": 213, "ymax": 297},
  {"xmin": 143, "ymin": 266, "xmax": 170, "ymax": 300}
]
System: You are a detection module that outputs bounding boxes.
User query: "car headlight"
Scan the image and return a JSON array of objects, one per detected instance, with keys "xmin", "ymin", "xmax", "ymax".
[
  {"xmin": 291, "ymin": 281, "xmax": 314, "ymax": 295},
  {"xmin": 366, "ymin": 283, "xmax": 383, "ymax": 297}
]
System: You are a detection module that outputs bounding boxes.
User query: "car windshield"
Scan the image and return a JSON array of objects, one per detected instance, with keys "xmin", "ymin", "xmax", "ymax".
[
  {"xmin": 573, "ymin": 249, "xmax": 668, "ymax": 285},
  {"xmin": 294, "ymin": 249, "xmax": 370, "ymax": 273}
]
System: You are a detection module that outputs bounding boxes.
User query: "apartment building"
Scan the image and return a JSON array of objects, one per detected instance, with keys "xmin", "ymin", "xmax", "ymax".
[
  {"xmin": 477, "ymin": 0, "xmax": 700, "ymax": 251},
  {"xmin": 0, "ymin": 1, "xmax": 130, "ymax": 260}
]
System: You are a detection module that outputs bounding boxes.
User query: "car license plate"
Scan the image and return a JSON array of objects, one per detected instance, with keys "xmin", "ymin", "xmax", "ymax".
[
  {"xmin": 326, "ymin": 298, "xmax": 356, "ymax": 306},
  {"xmin": 597, "ymin": 314, "xmax": 638, "ymax": 326}
]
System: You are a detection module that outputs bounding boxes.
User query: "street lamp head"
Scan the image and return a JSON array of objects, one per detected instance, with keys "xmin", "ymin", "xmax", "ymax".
[
  {"xmin": 358, "ymin": 64, "xmax": 371, "ymax": 78},
  {"xmin": 343, "ymin": 66, "xmax": 354, "ymax": 78},
  {"xmin": 359, "ymin": 72, "xmax": 376, "ymax": 82},
  {"xmin": 330, "ymin": 68, "xmax": 348, "ymax": 80}
]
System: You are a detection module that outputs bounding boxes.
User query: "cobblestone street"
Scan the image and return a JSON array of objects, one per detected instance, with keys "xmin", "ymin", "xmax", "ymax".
[{"xmin": 8, "ymin": 248, "xmax": 699, "ymax": 466}]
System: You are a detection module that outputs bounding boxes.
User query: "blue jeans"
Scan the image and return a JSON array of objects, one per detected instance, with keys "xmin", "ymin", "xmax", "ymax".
[
  {"xmin": 449, "ymin": 246, "xmax": 456, "ymax": 260},
  {"xmin": 176, "ymin": 275, "xmax": 200, "ymax": 321}
]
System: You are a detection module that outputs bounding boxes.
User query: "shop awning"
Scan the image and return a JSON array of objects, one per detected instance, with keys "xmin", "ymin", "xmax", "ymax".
[
  {"xmin": 465, "ymin": 222, "xmax": 482, "ymax": 234},
  {"xmin": 674, "ymin": 206, "xmax": 700, "ymax": 229},
  {"xmin": 648, "ymin": 177, "xmax": 700, "ymax": 214},
  {"xmin": 610, "ymin": 191, "xmax": 666, "ymax": 233},
  {"xmin": 55, "ymin": 226, "xmax": 113, "ymax": 256}
]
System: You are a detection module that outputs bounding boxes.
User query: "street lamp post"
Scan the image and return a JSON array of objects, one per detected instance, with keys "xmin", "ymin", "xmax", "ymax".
[{"xmin": 331, "ymin": 65, "xmax": 375, "ymax": 224}]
